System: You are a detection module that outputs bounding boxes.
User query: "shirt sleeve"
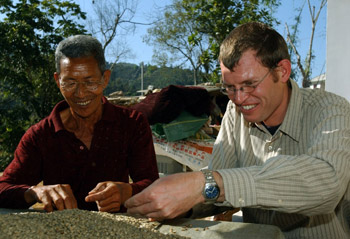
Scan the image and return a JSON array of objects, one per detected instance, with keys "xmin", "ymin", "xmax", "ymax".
[
  {"xmin": 211, "ymin": 97, "xmax": 350, "ymax": 216},
  {"xmin": 127, "ymin": 110, "xmax": 159, "ymax": 195},
  {"xmin": 0, "ymin": 126, "xmax": 43, "ymax": 208}
]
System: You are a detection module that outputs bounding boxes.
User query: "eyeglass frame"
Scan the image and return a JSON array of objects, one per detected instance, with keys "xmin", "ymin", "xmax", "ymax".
[
  {"xmin": 220, "ymin": 68, "xmax": 273, "ymax": 96},
  {"xmin": 59, "ymin": 75, "xmax": 105, "ymax": 92}
]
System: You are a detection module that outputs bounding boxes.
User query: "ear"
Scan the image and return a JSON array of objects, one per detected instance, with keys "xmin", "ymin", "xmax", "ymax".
[
  {"xmin": 102, "ymin": 69, "xmax": 111, "ymax": 89},
  {"xmin": 276, "ymin": 59, "xmax": 291, "ymax": 83},
  {"xmin": 54, "ymin": 72, "xmax": 60, "ymax": 88}
]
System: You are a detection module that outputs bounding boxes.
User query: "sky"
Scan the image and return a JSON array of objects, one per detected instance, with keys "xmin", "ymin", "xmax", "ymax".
[
  {"xmin": 53, "ymin": 1, "xmax": 329, "ymax": 81},
  {"xmin": 76, "ymin": 0, "xmax": 327, "ymax": 80},
  {"xmin": 274, "ymin": 1, "xmax": 327, "ymax": 79},
  {"xmin": 2, "ymin": 0, "xmax": 326, "ymax": 80},
  {"xmin": 75, "ymin": 0, "xmax": 171, "ymax": 65}
]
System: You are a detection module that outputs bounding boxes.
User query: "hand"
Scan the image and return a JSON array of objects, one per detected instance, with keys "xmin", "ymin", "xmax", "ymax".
[
  {"xmin": 85, "ymin": 181, "xmax": 132, "ymax": 213},
  {"xmin": 213, "ymin": 208, "xmax": 240, "ymax": 221},
  {"xmin": 124, "ymin": 172, "xmax": 205, "ymax": 221},
  {"xmin": 24, "ymin": 184, "xmax": 77, "ymax": 212}
]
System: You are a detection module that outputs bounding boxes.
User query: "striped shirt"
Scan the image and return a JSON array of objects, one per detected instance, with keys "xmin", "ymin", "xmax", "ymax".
[{"xmin": 210, "ymin": 79, "xmax": 350, "ymax": 239}]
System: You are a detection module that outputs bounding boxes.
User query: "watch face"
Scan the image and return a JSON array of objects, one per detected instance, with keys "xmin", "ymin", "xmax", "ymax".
[{"xmin": 204, "ymin": 184, "xmax": 219, "ymax": 199}]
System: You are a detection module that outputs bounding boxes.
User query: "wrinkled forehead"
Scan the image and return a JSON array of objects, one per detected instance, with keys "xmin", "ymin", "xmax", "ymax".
[
  {"xmin": 59, "ymin": 56, "xmax": 102, "ymax": 78},
  {"xmin": 220, "ymin": 51, "xmax": 266, "ymax": 83}
]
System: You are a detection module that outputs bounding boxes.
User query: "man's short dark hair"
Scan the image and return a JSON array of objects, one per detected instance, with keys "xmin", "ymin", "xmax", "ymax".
[
  {"xmin": 219, "ymin": 22, "xmax": 290, "ymax": 71},
  {"xmin": 55, "ymin": 35, "xmax": 107, "ymax": 74}
]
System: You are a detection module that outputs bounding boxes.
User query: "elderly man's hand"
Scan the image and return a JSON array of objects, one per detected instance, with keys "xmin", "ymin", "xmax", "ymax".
[
  {"xmin": 85, "ymin": 181, "xmax": 132, "ymax": 212},
  {"xmin": 124, "ymin": 172, "xmax": 205, "ymax": 221},
  {"xmin": 24, "ymin": 184, "xmax": 77, "ymax": 212}
]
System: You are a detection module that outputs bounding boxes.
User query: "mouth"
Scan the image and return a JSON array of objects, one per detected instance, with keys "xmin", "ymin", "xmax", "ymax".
[
  {"xmin": 75, "ymin": 100, "xmax": 92, "ymax": 106},
  {"xmin": 240, "ymin": 104, "xmax": 257, "ymax": 111}
]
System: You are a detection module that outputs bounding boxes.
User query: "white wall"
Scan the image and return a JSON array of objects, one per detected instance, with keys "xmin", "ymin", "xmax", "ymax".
[{"xmin": 326, "ymin": 0, "xmax": 350, "ymax": 101}]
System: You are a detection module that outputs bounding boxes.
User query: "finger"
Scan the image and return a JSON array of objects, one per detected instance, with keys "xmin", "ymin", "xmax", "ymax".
[
  {"xmin": 126, "ymin": 200, "xmax": 157, "ymax": 216},
  {"xmin": 54, "ymin": 185, "xmax": 77, "ymax": 210},
  {"xmin": 145, "ymin": 208, "xmax": 180, "ymax": 221},
  {"xmin": 96, "ymin": 193, "xmax": 121, "ymax": 207},
  {"xmin": 92, "ymin": 187, "xmax": 122, "ymax": 212},
  {"xmin": 86, "ymin": 183, "xmax": 118, "ymax": 202},
  {"xmin": 85, "ymin": 191, "xmax": 107, "ymax": 202},
  {"xmin": 88, "ymin": 182, "xmax": 106, "ymax": 195},
  {"xmin": 61, "ymin": 185, "xmax": 78, "ymax": 209},
  {"xmin": 50, "ymin": 187, "xmax": 66, "ymax": 211},
  {"xmin": 40, "ymin": 192, "xmax": 54, "ymax": 212},
  {"xmin": 97, "ymin": 200, "xmax": 121, "ymax": 212},
  {"xmin": 139, "ymin": 209, "xmax": 166, "ymax": 221},
  {"xmin": 148, "ymin": 218, "xmax": 161, "ymax": 222},
  {"xmin": 124, "ymin": 193, "xmax": 148, "ymax": 209},
  {"xmin": 85, "ymin": 185, "xmax": 108, "ymax": 202},
  {"xmin": 85, "ymin": 193, "xmax": 103, "ymax": 202},
  {"xmin": 126, "ymin": 197, "xmax": 183, "ymax": 221}
]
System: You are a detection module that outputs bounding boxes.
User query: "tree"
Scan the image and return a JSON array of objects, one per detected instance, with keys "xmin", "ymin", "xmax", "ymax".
[
  {"xmin": 145, "ymin": 1, "xmax": 207, "ymax": 85},
  {"xmin": 0, "ymin": 0, "xmax": 87, "ymax": 170},
  {"xmin": 104, "ymin": 63, "xmax": 195, "ymax": 96},
  {"xmin": 285, "ymin": 0, "xmax": 327, "ymax": 88},
  {"xmin": 88, "ymin": 0, "xmax": 152, "ymax": 71},
  {"xmin": 146, "ymin": 0, "xmax": 279, "ymax": 84}
]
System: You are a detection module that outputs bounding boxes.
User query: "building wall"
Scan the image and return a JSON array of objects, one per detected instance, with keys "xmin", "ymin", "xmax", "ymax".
[{"xmin": 326, "ymin": 0, "xmax": 350, "ymax": 101}]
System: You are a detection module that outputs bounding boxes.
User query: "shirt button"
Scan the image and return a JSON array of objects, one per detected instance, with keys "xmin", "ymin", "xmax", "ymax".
[
  {"xmin": 238, "ymin": 198, "xmax": 245, "ymax": 206},
  {"xmin": 80, "ymin": 146, "xmax": 84, "ymax": 150}
]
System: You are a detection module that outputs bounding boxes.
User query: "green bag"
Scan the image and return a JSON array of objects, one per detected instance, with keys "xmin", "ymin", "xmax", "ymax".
[{"xmin": 152, "ymin": 111, "xmax": 208, "ymax": 142}]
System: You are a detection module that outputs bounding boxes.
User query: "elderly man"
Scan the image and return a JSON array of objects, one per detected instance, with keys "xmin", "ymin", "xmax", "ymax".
[
  {"xmin": 0, "ymin": 35, "xmax": 159, "ymax": 212},
  {"xmin": 125, "ymin": 22, "xmax": 350, "ymax": 239}
]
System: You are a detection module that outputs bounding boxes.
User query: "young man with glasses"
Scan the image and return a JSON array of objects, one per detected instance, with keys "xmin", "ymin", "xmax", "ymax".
[
  {"xmin": 125, "ymin": 22, "xmax": 350, "ymax": 238},
  {"xmin": 0, "ymin": 35, "xmax": 159, "ymax": 213}
]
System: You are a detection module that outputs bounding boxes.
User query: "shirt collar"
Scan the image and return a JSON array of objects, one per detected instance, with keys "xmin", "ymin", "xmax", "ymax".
[
  {"xmin": 249, "ymin": 79, "xmax": 303, "ymax": 142},
  {"xmin": 49, "ymin": 100, "xmax": 67, "ymax": 133},
  {"xmin": 277, "ymin": 79, "xmax": 303, "ymax": 142},
  {"xmin": 50, "ymin": 96, "xmax": 117, "ymax": 133},
  {"xmin": 101, "ymin": 96, "xmax": 121, "ymax": 123}
]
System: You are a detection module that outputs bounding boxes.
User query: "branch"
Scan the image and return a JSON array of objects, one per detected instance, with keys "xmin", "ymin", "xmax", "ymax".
[
  {"xmin": 89, "ymin": 0, "xmax": 138, "ymax": 63},
  {"xmin": 102, "ymin": 13, "xmax": 121, "ymax": 52},
  {"xmin": 304, "ymin": 0, "xmax": 327, "ymax": 87},
  {"xmin": 285, "ymin": 23, "xmax": 306, "ymax": 80}
]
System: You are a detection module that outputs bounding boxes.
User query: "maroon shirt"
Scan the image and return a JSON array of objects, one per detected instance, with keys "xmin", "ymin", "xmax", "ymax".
[{"xmin": 0, "ymin": 98, "xmax": 159, "ymax": 211}]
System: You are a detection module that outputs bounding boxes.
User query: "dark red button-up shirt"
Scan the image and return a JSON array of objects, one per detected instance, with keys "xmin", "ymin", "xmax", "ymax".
[{"xmin": 0, "ymin": 98, "xmax": 159, "ymax": 211}]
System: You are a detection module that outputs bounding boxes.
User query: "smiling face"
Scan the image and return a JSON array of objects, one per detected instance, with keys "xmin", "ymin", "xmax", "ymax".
[
  {"xmin": 220, "ymin": 49, "xmax": 291, "ymax": 126},
  {"xmin": 54, "ymin": 56, "xmax": 110, "ymax": 119}
]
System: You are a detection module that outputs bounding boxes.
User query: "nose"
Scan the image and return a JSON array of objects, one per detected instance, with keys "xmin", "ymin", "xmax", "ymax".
[
  {"xmin": 74, "ymin": 82, "xmax": 88, "ymax": 97},
  {"xmin": 231, "ymin": 90, "xmax": 249, "ymax": 105}
]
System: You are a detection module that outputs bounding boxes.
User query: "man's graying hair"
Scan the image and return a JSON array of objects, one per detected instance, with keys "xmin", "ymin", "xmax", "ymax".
[
  {"xmin": 55, "ymin": 35, "xmax": 107, "ymax": 74},
  {"xmin": 219, "ymin": 22, "xmax": 290, "ymax": 71}
]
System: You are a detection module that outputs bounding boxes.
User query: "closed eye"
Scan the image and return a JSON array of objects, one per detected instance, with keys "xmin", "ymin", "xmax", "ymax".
[
  {"xmin": 85, "ymin": 81, "xmax": 98, "ymax": 86},
  {"xmin": 242, "ymin": 80, "xmax": 258, "ymax": 86}
]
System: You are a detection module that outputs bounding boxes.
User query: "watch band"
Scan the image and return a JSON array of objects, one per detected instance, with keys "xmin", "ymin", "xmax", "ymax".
[
  {"xmin": 201, "ymin": 169, "xmax": 220, "ymax": 204},
  {"xmin": 201, "ymin": 169, "xmax": 216, "ymax": 184}
]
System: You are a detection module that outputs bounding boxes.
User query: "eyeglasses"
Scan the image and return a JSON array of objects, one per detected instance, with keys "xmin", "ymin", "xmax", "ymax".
[
  {"xmin": 59, "ymin": 78, "xmax": 104, "ymax": 92},
  {"xmin": 220, "ymin": 69, "xmax": 272, "ymax": 96}
]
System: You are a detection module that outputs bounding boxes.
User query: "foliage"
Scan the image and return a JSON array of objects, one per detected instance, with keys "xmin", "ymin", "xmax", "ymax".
[
  {"xmin": 145, "ymin": 1, "xmax": 206, "ymax": 85},
  {"xmin": 105, "ymin": 63, "xmax": 198, "ymax": 96},
  {"xmin": 146, "ymin": 0, "xmax": 280, "ymax": 83},
  {"xmin": 0, "ymin": 0, "xmax": 87, "ymax": 170}
]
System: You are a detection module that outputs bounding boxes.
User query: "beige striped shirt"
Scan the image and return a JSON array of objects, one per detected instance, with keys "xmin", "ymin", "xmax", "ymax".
[{"xmin": 210, "ymin": 79, "xmax": 350, "ymax": 239}]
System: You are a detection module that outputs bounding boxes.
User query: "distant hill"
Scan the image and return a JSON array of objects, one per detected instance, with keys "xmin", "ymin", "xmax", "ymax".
[{"xmin": 105, "ymin": 63, "xmax": 201, "ymax": 96}]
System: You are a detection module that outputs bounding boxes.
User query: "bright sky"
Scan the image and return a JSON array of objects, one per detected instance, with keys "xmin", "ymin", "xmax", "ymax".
[
  {"xmin": 275, "ymin": 1, "xmax": 327, "ymax": 79},
  {"xmin": 65, "ymin": 0, "xmax": 328, "ymax": 80}
]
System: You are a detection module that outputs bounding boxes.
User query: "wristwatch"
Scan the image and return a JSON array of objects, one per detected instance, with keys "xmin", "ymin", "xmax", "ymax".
[{"xmin": 201, "ymin": 169, "xmax": 220, "ymax": 204}]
